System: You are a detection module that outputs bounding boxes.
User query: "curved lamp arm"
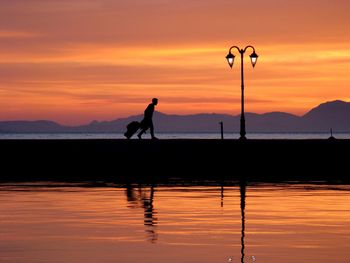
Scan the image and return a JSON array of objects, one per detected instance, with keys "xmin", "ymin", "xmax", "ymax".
[
  {"xmin": 243, "ymin": 45, "xmax": 255, "ymax": 53},
  {"xmin": 229, "ymin": 46, "xmax": 242, "ymax": 54}
]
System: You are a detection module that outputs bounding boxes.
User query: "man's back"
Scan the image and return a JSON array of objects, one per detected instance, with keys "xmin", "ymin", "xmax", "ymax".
[{"xmin": 144, "ymin": 103, "xmax": 155, "ymax": 120}]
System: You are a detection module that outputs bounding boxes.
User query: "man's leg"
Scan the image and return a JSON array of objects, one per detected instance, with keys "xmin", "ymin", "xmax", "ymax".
[
  {"xmin": 137, "ymin": 127, "xmax": 146, "ymax": 139},
  {"xmin": 150, "ymin": 123, "xmax": 157, "ymax": 139}
]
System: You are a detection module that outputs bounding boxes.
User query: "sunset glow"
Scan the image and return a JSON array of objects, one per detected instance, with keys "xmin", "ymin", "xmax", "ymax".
[{"xmin": 1, "ymin": 0, "xmax": 349, "ymax": 125}]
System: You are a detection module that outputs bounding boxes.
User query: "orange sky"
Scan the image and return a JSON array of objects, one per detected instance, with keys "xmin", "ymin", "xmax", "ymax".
[{"xmin": 0, "ymin": 0, "xmax": 349, "ymax": 125}]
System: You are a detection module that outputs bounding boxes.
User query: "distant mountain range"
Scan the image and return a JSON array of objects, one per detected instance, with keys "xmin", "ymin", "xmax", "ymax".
[{"xmin": 1, "ymin": 100, "xmax": 350, "ymax": 133}]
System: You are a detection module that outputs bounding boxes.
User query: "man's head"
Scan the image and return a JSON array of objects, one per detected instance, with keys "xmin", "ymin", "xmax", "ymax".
[{"xmin": 152, "ymin": 98, "xmax": 158, "ymax": 105}]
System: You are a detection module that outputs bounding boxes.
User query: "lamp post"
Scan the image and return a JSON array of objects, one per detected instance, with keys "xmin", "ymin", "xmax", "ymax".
[{"xmin": 226, "ymin": 45, "xmax": 258, "ymax": 140}]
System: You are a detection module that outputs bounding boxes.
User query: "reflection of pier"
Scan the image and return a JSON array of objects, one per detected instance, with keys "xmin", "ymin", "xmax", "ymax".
[{"xmin": 125, "ymin": 184, "xmax": 158, "ymax": 243}]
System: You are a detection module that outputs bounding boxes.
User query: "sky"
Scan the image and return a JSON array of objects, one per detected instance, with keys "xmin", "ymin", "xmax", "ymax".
[{"xmin": 0, "ymin": 0, "xmax": 349, "ymax": 125}]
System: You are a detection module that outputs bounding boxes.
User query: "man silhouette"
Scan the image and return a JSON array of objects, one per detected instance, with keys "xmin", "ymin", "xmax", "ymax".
[{"xmin": 138, "ymin": 98, "xmax": 158, "ymax": 139}]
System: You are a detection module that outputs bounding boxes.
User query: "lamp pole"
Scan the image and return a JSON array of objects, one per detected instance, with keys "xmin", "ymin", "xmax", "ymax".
[{"xmin": 226, "ymin": 46, "xmax": 258, "ymax": 140}]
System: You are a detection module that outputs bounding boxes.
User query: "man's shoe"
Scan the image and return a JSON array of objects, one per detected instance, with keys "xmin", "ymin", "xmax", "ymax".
[{"xmin": 151, "ymin": 137, "xmax": 159, "ymax": 140}]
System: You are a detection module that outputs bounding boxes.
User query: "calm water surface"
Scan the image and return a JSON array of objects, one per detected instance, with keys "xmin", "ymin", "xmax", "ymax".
[{"xmin": 0, "ymin": 183, "xmax": 349, "ymax": 263}]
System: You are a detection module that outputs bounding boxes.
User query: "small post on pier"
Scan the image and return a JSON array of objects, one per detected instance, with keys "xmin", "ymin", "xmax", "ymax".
[
  {"xmin": 328, "ymin": 128, "xmax": 336, "ymax": 140},
  {"xmin": 219, "ymin": 121, "xmax": 224, "ymax": 139}
]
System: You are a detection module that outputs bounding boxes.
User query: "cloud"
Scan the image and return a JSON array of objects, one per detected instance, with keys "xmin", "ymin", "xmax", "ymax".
[{"xmin": 0, "ymin": 30, "xmax": 39, "ymax": 38}]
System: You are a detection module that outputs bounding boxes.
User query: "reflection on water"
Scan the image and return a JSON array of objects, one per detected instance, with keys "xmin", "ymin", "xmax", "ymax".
[
  {"xmin": 0, "ymin": 182, "xmax": 349, "ymax": 263},
  {"xmin": 125, "ymin": 184, "xmax": 157, "ymax": 243},
  {"xmin": 240, "ymin": 181, "xmax": 246, "ymax": 263}
]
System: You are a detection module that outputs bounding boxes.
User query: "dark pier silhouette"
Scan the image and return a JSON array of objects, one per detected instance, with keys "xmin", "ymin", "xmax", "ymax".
[{"xmin": 0, "ymin": 139, "xmax": 349, "ymax": 182}]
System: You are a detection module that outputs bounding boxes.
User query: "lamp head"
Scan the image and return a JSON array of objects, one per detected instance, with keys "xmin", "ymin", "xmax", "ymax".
[
  {"xmin": 250, "ymin": 51, "xmax": 258, "ymax": 68},
  {"xmin": 226, "ymin": 52, "xmax": 235, "ymax": 68}
]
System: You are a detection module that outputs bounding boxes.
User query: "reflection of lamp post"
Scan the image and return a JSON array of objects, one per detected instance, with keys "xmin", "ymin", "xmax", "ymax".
[
  {"xmin": 226, "ymin": 46, "xmax": 258, "ymax": 140},
  {"xmin": 240, "ymin": 180, "xmax": 246, "ymax": 263}
]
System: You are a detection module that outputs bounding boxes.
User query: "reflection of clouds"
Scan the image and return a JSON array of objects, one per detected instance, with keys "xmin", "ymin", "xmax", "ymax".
[{"xmin": 125, "ymin": 184, "xmax": 158, "ymax": 243}]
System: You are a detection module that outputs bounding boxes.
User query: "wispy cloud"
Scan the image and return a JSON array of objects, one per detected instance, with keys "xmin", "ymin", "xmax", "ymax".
[{"xmin": 0, "ymin": 30, "xmax": 39, "ymax": 38}]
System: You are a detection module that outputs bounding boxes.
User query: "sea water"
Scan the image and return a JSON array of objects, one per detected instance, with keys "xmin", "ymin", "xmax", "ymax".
[{"xmin": 0, "ymin": 182, "xmax": 349, "ymax": 263}]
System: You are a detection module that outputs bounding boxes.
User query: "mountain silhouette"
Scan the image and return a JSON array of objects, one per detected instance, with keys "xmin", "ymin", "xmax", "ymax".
[
  {"xmin": 1, "ymin": 100, "xmax": 350, "ymax": 133},
  {"xmin": 301, "ymin": 100, "xmax": 350, "ymax": 131},
  {"xmin": 0, "ymin": 120, "xmax": 66, "ymax": 133}
]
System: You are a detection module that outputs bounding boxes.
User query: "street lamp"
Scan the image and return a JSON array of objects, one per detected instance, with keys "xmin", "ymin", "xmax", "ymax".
[{"xmin": 226, "ymin": 45, "xmax": 258, "ymax": 140}]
